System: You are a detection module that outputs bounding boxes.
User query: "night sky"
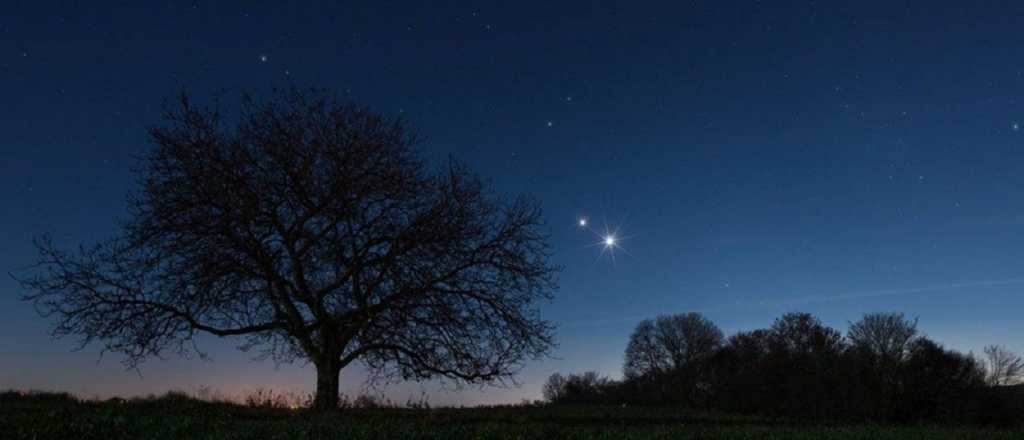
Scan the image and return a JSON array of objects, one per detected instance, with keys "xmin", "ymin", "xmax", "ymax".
[{"xmin": 4, "ymin": 1, "xmax": 1024, "ymax": 405}]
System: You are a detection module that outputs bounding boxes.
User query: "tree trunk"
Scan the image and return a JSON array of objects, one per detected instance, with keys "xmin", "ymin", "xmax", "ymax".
[{"xmin": 313, "ymin": 358, "xmax": 341, "ymax": 411}]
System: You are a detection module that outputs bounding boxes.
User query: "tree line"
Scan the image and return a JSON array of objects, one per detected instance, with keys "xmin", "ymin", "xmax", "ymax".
[{"xmin": 544, "ymin": 312, "xmax": 1024, "ymax": 424}]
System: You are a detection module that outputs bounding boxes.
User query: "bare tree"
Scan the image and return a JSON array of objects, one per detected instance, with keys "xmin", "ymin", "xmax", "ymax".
[
  {"xmin": 848, "ymin": 312, "xmax": 918, "ymax": 364},
  {"xmin": 984, "ymin": 344, "xmax": 1024, "ymax": 386},
  {"xmin": 769, "ymin": 312, "xmax": 845, "ymax": 356},
  {"xmin": 542, "ymin": 372, "xmax": 567, "ymax": 403},
  {"xmin": 623, "ymin": 313, "xmax": 723, "ymax": 384},
  {"xmin": 623, "ymin": 319, "xmax": 668, "ymax": 379},
  {"xmin": 846, "ymin": 312, "xmax": 917, "ymax": 421},
  {"xmin": 543, "ymin": 371, "xmax": 613, "ymax": 404},
  {"xmin": 18, "ymin": 89, "xmax": 559, "ymax": 410}
]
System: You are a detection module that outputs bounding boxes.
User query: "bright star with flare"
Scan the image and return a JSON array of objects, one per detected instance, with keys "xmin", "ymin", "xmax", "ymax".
[
  {"xmin": 604, "ymin": 235, "xmax": 616, "ymax": 247},
  {"xmin": 574, "ymin": 215, "xmax": 632, "ymax": 265}
]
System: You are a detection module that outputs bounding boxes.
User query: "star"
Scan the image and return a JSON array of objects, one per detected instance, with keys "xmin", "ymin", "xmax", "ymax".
[
  {"xmin": 1013, "ymin": 122, "xmax": 1020, "ymax": 131},
  {"xmin": 546, "ymin": 121, "xmax": 554, "ymax": 127},
  {"xmin": 603, "ymin": 235, "xmax": 616, "ymax": 247},
  {"xmin": 258, "ymin": 54, "xmax": 269, "ymax": 63},
  {"xmin": 578, "ymin": 218, "xmax": 630, "ymax": 265}
]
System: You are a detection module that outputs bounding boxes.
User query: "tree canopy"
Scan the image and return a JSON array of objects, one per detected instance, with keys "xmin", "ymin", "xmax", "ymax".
[{"xmin": 19, "ymin": 89, "xmax": 560, "ymax": 410}]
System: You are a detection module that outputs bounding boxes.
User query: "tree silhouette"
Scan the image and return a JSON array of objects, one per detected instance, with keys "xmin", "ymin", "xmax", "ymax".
[
  {"xmin": 542, "ymin": 373, "xmax": 567, "ymax": 403},
  {"xmin": 709, "ymin": 329, "xmax": 772, "ymax": 414},
  {"xmin": 547, "ymin": 310, "xmax": 1018, "ymax": 424},
  {"xmin": 765, "ymin": 313, "xmax": 845, "ymax": 418},
  {"xmin": 623, "ymin": 312, "xmax": 723, "ymax": 404},
  {"xmin": 542, "ymin": 371, "xmax": 613, "ymax": 404},
  {"xmin": 899, "ymin": 337, "xmax": 987, "ymax": 421},
  {"xmin": 848, "ymin": 312, "xmax": 918, "ymax": 364},
  {"xmin": 18, "ymin": 89, "xmax": 559, "ymax": 410},
  {"xmin": 847, "ymin": 312, "xmax": 918, "ymax": 421},
  {"xmin": 984, "ymin": 345, "xmax": 1024, "ymax": 386},
  {"xmin": 624, "ymin": 313, "xmax": 723, "ymax": 379}
]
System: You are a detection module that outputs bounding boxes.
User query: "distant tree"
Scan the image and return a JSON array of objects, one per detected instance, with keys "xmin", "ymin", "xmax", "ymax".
[
  {"xmin": 769, "ymin": 312, "xmax": 844, "ymax": 357},
  {"xmin": 709, "ymin": 329, "xmax": 772, "ymax": 413},
  {"xmin": 623, "ymin": 319, "xmax": 668, "ymax": 380},
  {"xmin": 624, "ymin": 313, "xmax": 723, "ymax": 379},
  {"xmin": 898, "ymin": 337, "xmax": 987, "ymax": 422},
  {"xmin": 543, "ymin": 371, "xmax": 614, "ymax": 404},
  {"xmin": 848, "ymin": 312, "xmax": 918, "ymax": 364},
  {"xmin": 542, "ymin": 373, "xmax": 567, "ymax": 403},
  {"xmin": 846, "ymin": 312, "xmax": 918, "ymax": 421},
  {"xmin": 984, "ymin": 345, "xmax": 1024, "ymax": 386},
  {"xmin": 766, "ymin": 313, "xmax": 846, "ymax": 418},
  {"xmin": 18, "ymin": 89, "xmax": 559, "ymax": 410},
  {"xmin": 623, "ymin": 312, "xmax": 723, "ymax": 404}
]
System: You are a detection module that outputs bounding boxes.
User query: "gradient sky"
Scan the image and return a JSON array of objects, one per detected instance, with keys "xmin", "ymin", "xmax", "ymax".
[{"xmin": 4, "ymin": 1, "xmax": 1024, "ymax": 406}]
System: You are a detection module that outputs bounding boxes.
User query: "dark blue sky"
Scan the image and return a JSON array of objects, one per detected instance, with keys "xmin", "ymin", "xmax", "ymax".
[{"xmin": 4, "ymin": 1, "xmax": 1024, "ymax": 405}]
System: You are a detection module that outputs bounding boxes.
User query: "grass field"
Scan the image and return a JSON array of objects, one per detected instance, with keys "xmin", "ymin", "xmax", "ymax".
[{"xmin": 3, "ymin": 392, "xmax": 1022, "ymax": 439}]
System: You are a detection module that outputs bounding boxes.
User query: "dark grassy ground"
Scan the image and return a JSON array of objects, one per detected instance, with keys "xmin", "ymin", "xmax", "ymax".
[{"xmin": 3, "ymin": 391, "xmax": 1022, "ymax": 439}]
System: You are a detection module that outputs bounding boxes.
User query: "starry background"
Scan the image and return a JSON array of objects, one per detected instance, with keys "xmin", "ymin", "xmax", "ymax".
[{"xmin": 4, "ymin": 1, "xmax": 1024, "ymax": 405}]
